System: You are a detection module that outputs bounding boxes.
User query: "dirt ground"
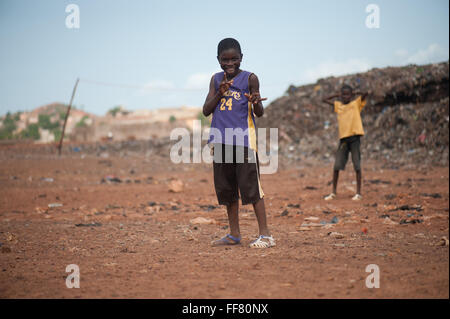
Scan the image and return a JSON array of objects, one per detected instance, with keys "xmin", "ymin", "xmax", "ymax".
[{"xmin": 0, "ymin": 144, "xmax": 448, "ymax": 299}]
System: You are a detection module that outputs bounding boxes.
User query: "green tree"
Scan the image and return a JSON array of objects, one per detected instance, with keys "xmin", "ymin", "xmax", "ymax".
[
  {"xmin": 53, "ymin": 128, "xmax": 62, "ymax": 142},
  {"xmin": 59, "ymin": 110, "xmax": 67, "ymax": 121},
  {"xmin": 169, "ymin": 115, "xmax": 176, "ymax": 123},
  {"xmin": 38, "ymin": 114, "xmax": 59, "ymax": 130},
  {"xmin": 108, "ymin": 106, "xmax": 122, "ymax": 117},
  {"xmin": 20, "ymin": 124, "xmax": 40, "ymax": 140},
  {"xmin": 0, "ymin": 113, "xmax": 17, "ymax": 139},
  {"xmin": 76, "ymin": 115, "xmax": 89, "ymax": 128}
]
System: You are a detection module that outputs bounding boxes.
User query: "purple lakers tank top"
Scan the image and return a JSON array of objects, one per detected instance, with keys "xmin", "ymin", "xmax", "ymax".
[{"xmin": 208, "ymin": 70, "xmax": 258, "ymax": 150}]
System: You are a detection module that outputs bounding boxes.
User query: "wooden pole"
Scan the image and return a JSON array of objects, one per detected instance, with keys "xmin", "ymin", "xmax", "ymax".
[{"xmin": 58, "ymin": 78, "xmax": 79, "ymax": 156}]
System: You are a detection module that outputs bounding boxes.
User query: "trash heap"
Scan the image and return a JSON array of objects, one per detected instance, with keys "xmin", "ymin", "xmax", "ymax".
[{"xmin": 257, "ymin": 61, "xmax": 449, "ymax": 167}]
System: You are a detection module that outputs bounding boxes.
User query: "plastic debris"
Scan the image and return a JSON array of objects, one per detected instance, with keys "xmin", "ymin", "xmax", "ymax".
[
  {"xmin": 190, "ymin": 217, "xmax": 217, "ymax": 225},
  {"xmin": 48, "ymin": 203, "xmax": 63, "ymax": 208},
  {"xmin": 168, "ymin": 179, "xmax": 184, "ymax": 193},
  {"xmin": 328, "ymin": 232, "xmax": 345, "ymax": 239}
]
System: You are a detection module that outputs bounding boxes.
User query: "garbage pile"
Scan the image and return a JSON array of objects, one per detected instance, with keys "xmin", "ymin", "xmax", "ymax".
[{"xmin": 258, "ymin": 61, "xmax": 449, "ymax": 167}]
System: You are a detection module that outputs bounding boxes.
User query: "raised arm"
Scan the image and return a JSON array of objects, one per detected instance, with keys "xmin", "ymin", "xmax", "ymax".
[
  {"xmin": 322, "ymin": 94, "xmax": 340, "ymax": 107},
  {"xmin": 353, "ymin": 91, "xmax": 369, "ymax": 102},
  {"xmin": 245, "ymin": 73, "xmax": 267, "ymax": 118},
  {"xmin": 202, "ymin": 73, "xmax": 233, "ymax": 117}
]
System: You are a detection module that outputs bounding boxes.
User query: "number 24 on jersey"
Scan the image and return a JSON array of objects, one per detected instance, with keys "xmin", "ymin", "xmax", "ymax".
[{"xmin": 219, "ymin": 98, "xmax": 233, "ymax": 111}]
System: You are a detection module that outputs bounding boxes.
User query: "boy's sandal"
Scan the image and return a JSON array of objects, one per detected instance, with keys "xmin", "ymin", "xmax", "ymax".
[
  {"xmin": 211, "ymin": 234, "xmax": 241, "ymax": 246},
  {"xmin": 324, "ymin": 193, "xmax": 336, "ymax": 201},
  {"xmin": 352, "ymin": 194, "xmax": 363, "ymax": 201},
  {"xmin": 249, "ymin": 235, "xmax": 276, "ymax": 249}
]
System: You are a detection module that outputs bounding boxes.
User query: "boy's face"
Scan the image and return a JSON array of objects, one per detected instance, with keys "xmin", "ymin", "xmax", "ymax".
[
  {"xmin": 217, "ymin": 48, "xmax": 242, "ymax": 79},
  {"xmin": 341, "ymin": 89, "xmax": 353, "ymax": 104}
]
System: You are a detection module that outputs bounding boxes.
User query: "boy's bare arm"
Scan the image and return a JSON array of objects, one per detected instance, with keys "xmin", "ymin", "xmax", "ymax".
[
  {"xmin": 245, "ymin": 73, "xmax": 267, "ymax": 117},
  {"xmin": 322, "ymin": 94, "xmax": 340, "ymax": 106},
  {"xmin": 353, "ymin": 91, "xmax": 369, "ymax": 101},
  {"xmin": 203, "ymin": 74, "xmax": 233, "ymax": 117}
]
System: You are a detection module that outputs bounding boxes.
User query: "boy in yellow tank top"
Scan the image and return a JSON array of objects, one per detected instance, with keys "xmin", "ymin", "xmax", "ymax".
[{"xmin": 322, "ymin": 85, "xmax": 369, "ymax": 201}]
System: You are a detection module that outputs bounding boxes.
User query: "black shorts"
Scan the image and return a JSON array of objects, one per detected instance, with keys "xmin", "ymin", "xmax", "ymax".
[
  {"xmin": 212, "ymin": 144, "xmax": 264, "ymax": 206},
  {"xmin": 334, "ymin": 135, "xmax": 362, "ymax": 171}
]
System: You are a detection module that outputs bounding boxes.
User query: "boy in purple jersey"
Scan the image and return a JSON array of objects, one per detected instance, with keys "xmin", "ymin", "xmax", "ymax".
[{"xmin": 203, "ymin": 38, "xmax": 275, "ymax": 248}]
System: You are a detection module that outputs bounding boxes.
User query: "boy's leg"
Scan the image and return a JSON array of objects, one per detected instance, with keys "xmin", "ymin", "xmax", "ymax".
[
  {"xmin": 236, "ymin": 147, "xmax": 273, "ymax": 240},
  {"xmin": 350, "ymin": 136, "xmax": 362, "ymax": 196},
  {"xmin": 332, "ymin": 169, "xmax": 339, "ymax": 194},
  {"xmin": 250, "ymin": 198, "xmax": 275, "ymax": 248},
  {"xmin": 226, "ymin": 200, "xmax": 241, "ymax": 238},
  {"xmin": 326, "ymin": 139, "xmax": 348, "ymax": 200},
  {"xmin": 252, "ymin": 198, "xmax": 270, "ymax": 237},
  {"xmin": 356, "ymin": 169, "xmax": 362, "ymax": 195},
  {"xmin": 212, "ymin": 144, "xmax": 241, "ymax": 244}
]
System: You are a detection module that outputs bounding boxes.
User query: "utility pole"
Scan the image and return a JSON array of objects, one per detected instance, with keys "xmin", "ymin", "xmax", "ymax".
[{"xmin": 58, "ymin": 78, "xmax": 79, "ymax": 156}]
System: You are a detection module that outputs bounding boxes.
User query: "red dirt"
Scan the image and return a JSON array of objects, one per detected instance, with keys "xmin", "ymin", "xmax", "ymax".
[{"xmin": 0, "ymin": 146, "xmax": 448, "ymax": 299}]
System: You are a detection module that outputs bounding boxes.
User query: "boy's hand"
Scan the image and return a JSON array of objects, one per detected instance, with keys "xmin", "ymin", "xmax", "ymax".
[
  {"xmin": 218, "ymin": 72, "xmax": 234, "ymax": 96},
  {"xmin": 244, "ymin": 92, "xmax": 267, "ymax": 105}
]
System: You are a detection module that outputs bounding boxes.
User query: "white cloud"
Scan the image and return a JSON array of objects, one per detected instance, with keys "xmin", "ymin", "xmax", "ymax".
[
  {"xmin": 184, "ymin": 72, "xmax": 214, "ymax": 90},
  {"xmin": 395, "ymin": 49, "xmax": 409, "ymax": 58},
  {"xmin": 405, "ymin": 43, "xmax": 449, "ymax": 65},
  {"xmin": 301, "ymin": 59, "xmax": 372, "ymax": 83}
]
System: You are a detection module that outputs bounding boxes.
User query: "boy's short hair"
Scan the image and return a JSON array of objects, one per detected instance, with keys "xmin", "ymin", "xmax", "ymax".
[
  {"xmin": 217, "ymin": 38, "xmax": 242, "ymax": 56},
  {"xmin": 341, "ymin": 84, "xmax": 353, "ymax": 93}
]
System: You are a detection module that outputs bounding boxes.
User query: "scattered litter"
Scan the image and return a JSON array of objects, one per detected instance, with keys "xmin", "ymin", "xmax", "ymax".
[
  {"xmin": 168, "ymin": 179, "xmax": 184, "ymax": 193},
  {"xmin": 190, "ymin": 217, "xmax": 217, "ymax": 225},
  {"xmin": 301, "ymin": 222, "xmax": 323, "ymax": 227},
  {"xmin": 399, "ymin": 218, "xmax": 423, "ymax": 225},
  {"xmin": 389, "ymin": 205, "xmax": 423, "ymax": 212},
  {"xmin": 41, "ymin": 177, "xmax": 54, "ymax": 182},
  {"xmin": 5, "ymin": 233, "xmax": 17, "ymax": 242},
  {"xmin": 199, "ymin": 204, "xmax": 217, "ymax": 211},
  {"xmin": 420, "ymin": 193, "xmax": 442, "ymax": 198},
  {"xmin": 330, "ymin": 216, "xmax": 339, "ymax": 224},
  {"xmin": 383, "ymin": 218, "xmax": 397, "ymax": 225},
  {"xmin": 48, "ymin": 203, "xmax": 63, "ymax": 208},
  {"xmin": 328, "ymin": 232, "xmax": 345, "ymax": 239},
  {"xmin": 436, "ymin": 236, "xmax": 449, "ymax": 246},
  {"xmin": 304, "ymin": 216, "xmax": 319, "ymax": 222},
  {"xmin": 101, "ymin": 175, "xmax": 122, "ymax": 183},
  {"xmin": 75, "ymin": 222, "xmax": 102, "ymax": 227},
  {"xmin": 280, "ymin": 210, "xmax": 289, "ymax": 217},
  {"xmin": 368, "ymin": 179, "xmax": 391, "ymax": 185}
]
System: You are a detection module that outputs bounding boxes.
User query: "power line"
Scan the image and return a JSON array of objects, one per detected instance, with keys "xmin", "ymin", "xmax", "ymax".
[{"xmin": 79, "ymin": 78, "xmax": 204, "ymax": 91}]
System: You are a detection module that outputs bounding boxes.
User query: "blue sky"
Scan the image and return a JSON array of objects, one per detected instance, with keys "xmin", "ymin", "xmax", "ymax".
[{"xmin": 0, "ymin": 0, "xmax": 448, "ymax": 116}]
